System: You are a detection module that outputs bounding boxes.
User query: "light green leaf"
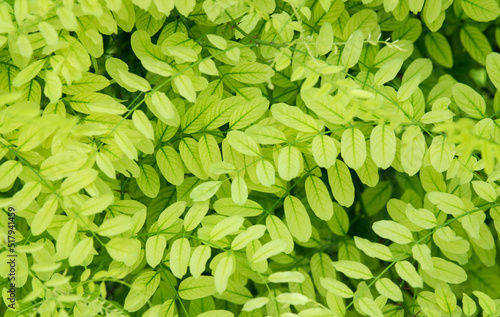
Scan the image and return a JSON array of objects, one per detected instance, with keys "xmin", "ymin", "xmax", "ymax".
[
  {"xmin": 231, "ymin": 225, "xmax": 266, "ymax": 250},
  {"xmin": 178, "ymin": 276, "xmax": 216, "ymax": 300},
  {"xmin": 189, "ymin": 245, "xmax": 211, "ymax": 278},
  {"xmin": 427, "ymin": 257, "xmax": 467, "ymax": 284},
  {"xmin": 328, "ymin": 160, "xmax": 355, "ymax": 207},
  {"xmin": 332, "ymin": 260, "xmax": 373, "ymax": 280},
  {"xmin": 271, "ymin": 103, "xmax": 319, "ymax": 133},
  {"xmin": 214, "ymin": 254, "xmax": 235, "ymax": 294},
  {"xmin": 373, "ymin": 220, "xmax": 413, "ymax": 244},
  {"xmin": 157, "ymin": 146, "xmax": 184, "ymax": 186},
  {"xmin": 473, "ymin": 291, "xmax": 496, "ymax": 316},
  {"xmin": 278, "ymin": 145, "xmax": 302, "ymax": 181},
  {"xmin": 428, "ymin": 135, "xmax": 455, "ymax": 172},
  {"xmin": 461, "ymin": 0, "xmax": 499, "ymax": 22},
  {"xmin": 268, "ymin": 271, "xmax": 305, "ymax": 283},
  {"xmin": 375, "ymin": 278, "xmax": 403, "ymax": 302},
  {"xmin": 170, "ymin": 237, "xmax": 191, "ymax": 279},
  {"xmin": 256, "ymin": 160, "xmax": 276, "ymax": 187},
  {"xmin": 190, "ymin": 181, "xmax": 222, "ymax": 202},
  {"xmin": 312, "ymin": 134, "xmax": 337, "ymax": 169},
  {"xmin": 412, "ymin": 244, "xmax": 434, "ymax": 271},
  {"xmin": 374, "ymin": 58, "xmax": 404, "ymax": 85},
  {"xmin": 395, "ymin": 260, "xmax": 423, "ymax": 288},
  {"xmin": 462, "ymin": 293, "xmax": 477, "ymax": 317},
  {"xmin": 31, "ymin": 196, "xmax": 58, "ymax": 236},
  {"xmin": 146, "ymin": 235, "xmax": 166, "ymax": 268},
  {"xmin": 357, "ymin": 297, "xmax": 383, "ymax": 317},
  {"xmin": 251, "ymin": 240, "xmax": 287, "ymax": 263},
  {"xmin": 158, "ymin": 201, "xmax": 186, "ymax": 230},
  {"xmin": 472, "ymin": 181, "xmax": 497, "ymax": 202},
  {"xmin": 0, "ymin": 160, "xmax": 22, "ymax": 189},
  {"xmin": 231, "ymin": 176, "xmax": 248, "ymax": 205},
  {"xmin": 131, "ymin": 30, "xmax": 173, "ymax": 76},
  {"xmin": 228, "ymin": 62, "xmax": 275, "ymax": 84},
  {"xmin": 284, "ymin": 195, "xmax": 312, "ymax": 242},
  {"xmin": 184, "ymin": 200, "xmax": 210, "ymax": 231},
  {"xmin": 209, "ymin": 216, "xmax": 244, "ymax": 241},
  {"xmin": 226, "ymin": 130, "xmax": 260, "ymax": 156},
  {"xmin": 214, "ymin": 198, "xmax": 265, "ymax": 217},
  {"xmin": 106, "ymin": 238, "xmax": 141, "ymax": 266},
  {"xmin": 97, "ymin": 215, "xmax": 133, "ymax": 237},
  {"xmin": 354, "ymin": 236, "xmax": 393, "ymax": 261},
  {"xmin": 434, "ymin": 281, "xmax": 457, "ymax": 314},
  {"xmin": 405, "ymin": 204, "xmax": 437, "ymax": 229},
  {"xmin": 341, "ymin": 30, "xmax": 364, "ymax": 69},
  {"xmin": 320, "ymin": 277, "xmax": 354, "ymax": 298},
  {"xmin": 401, "ymin": 125, "xmax": 425, "ymax": 176},
  {"xmin": 305, "ymin": 176, "xmax": 334, "ymax": 221},
  {"xmin": 137, "ymin": 164, "xmax": 160, "ymax": 198},
  {"xmin": 341, "ymin": 128, "xmax": 366, "ymax": 170}
]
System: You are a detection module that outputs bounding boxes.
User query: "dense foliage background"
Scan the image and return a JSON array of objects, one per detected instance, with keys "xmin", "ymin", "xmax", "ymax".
[{"xmin": 1, "ymin": 0, "xmax": 500, "ymax": 316}]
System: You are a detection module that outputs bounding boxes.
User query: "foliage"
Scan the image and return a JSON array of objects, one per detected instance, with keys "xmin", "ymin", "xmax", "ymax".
[{"xmin": 1, "ymin": 0, "xmax": 500, "ymax": 316}]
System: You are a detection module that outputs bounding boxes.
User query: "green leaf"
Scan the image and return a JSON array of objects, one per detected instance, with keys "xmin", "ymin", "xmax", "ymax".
[
  {"xmin": 452, "ymin": 83, "xmax": 486, "ymax": 119},
  {"xmin": 401, "ymin": 125, "xmax": 425, "ymax": 176},
  {"xmin": 425, "ymin": 32, "xmax": 453, "ymax": 68},
  {"xmin": 486, "ymin": 52, "xmax": 500, "ymax": 91},
  {"xmin": 460, "ymin": 25, "xmax": 492, "ymax": 66}
]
